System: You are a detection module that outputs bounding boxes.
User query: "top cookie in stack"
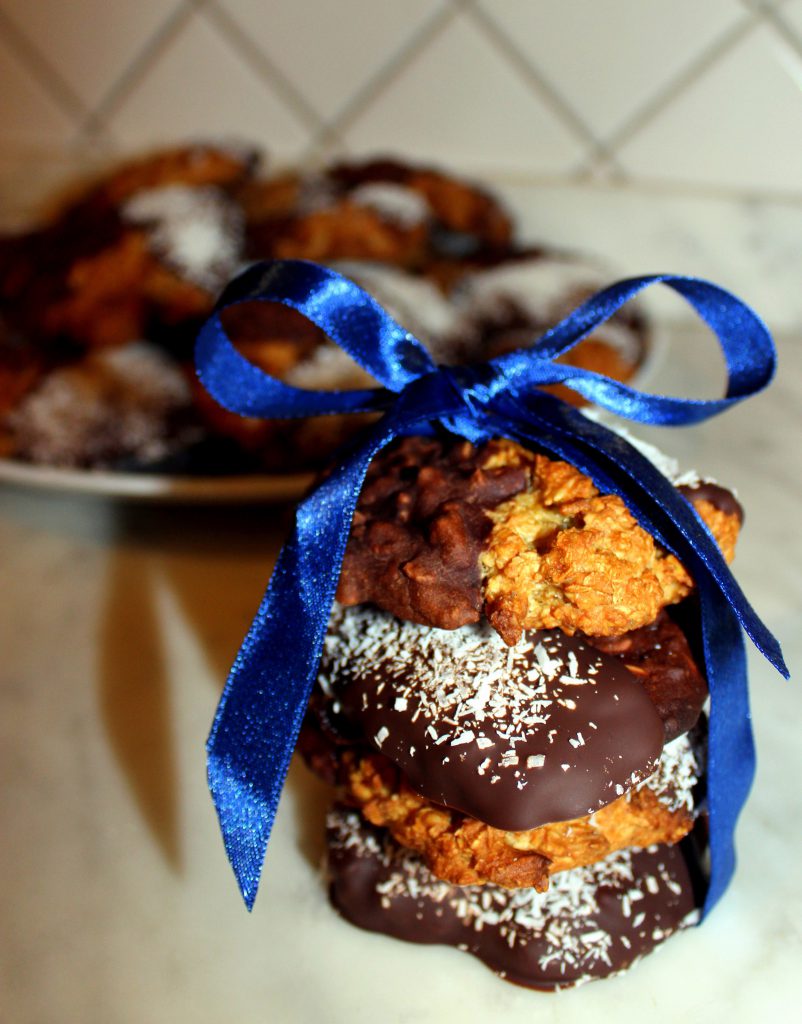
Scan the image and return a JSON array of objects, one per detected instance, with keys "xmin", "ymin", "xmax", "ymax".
[{"xmin": 337, "ymin": 435, "xmax": 739, "ymax": 642}]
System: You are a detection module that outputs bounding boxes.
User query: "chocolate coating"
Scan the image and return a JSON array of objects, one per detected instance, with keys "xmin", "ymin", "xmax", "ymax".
[
  {"xmin": 679, "ymin": 482, "xmax": 743, "ymax": 524},
  {"xmin": 588, "ymin": 611, "xmax": 708, "ymax": 742},
  {"xmin": 336, "ymin": 436, "xmax": 528, "ymax": 629},
  {"xmin": 337, "ymin": 436, "xmax": 742, "ymax": 640},
  {"xmin": 305, "ymin": 609, "xmax": 707, "ymax": 786},
  {"xmin": 327, "ymin": 809, "xmax": 697, "ymax": 990},
  {"xmin": 319, "ymin": 605, "xmax": 665, "ymax": 832}
]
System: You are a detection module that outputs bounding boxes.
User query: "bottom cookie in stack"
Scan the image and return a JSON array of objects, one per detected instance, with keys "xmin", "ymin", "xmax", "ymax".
[
  {"xmin": 301, "ymin": 600, "xmax": 708, "ymax": 988},
  {"xmin": 327, "ymin": 808, "xmax": 699, "ymax": 990}
]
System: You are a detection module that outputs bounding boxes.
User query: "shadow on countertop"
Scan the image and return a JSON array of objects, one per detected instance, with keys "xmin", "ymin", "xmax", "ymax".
[{"xmin": 96, "ymin": 500, "xmax": 291, "ymax": 874}]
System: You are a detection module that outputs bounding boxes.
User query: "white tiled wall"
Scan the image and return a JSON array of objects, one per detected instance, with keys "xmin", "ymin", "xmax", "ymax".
[
  {"xmin": 3, "ymin": 0, "xmax": 802, "ymax": 193},
  {"xmin": 3, "ymin": 0, "xmax": 802, "ymax": 325}
]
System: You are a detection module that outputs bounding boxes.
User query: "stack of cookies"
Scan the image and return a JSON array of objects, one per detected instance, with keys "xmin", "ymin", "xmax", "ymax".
[{"xmin": 299, "ymin": 433, "xmax": 743, "ymax": 989}]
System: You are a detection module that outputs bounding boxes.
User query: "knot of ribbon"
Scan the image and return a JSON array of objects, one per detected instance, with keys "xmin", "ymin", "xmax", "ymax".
[{"xmin": 196, "ymin": 258, "xmax": 788, "ymax": 914}]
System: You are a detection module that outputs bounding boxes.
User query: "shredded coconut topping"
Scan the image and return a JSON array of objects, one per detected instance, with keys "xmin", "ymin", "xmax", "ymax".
[
  {"xmin": 453, "ymin": 256, "xmax": 643, "ymax": 361},
  {"xmin": 328, "ymin": 809, "xmax": 698, "ymax": 982},
  {"xmin": 284, "ymin": 342, "xmax": 372, "ymax": 391},
  {"xmin": 349, "ymin": 182, "xmax": 430, "ymax": 227},
  {"xmin": 640, "ymin": 732, "xmax": 700, "ymax": 814},
  {"xmin": 580, "ymin": 408, "xmax": 732, "ymax": 497},
  {"xmin": 122, "ymin": 184, "xmax": 243, "ymax": 290},
  {"xmin": 10, "ymin": 343, "xmax": 195, "ymax": 467},
  {"xmin": 321, "ymin": 604, "xmax": 619, "ymax": 783}
]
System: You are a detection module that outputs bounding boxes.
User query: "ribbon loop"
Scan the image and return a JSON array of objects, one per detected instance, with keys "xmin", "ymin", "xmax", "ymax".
[
  {"xmin": 197, "ymin": 259, "xmax": 786, "ymax": 916},
  {"xmin": 214, "ymin": 258, "xmax": 437, "ymax": 391}
]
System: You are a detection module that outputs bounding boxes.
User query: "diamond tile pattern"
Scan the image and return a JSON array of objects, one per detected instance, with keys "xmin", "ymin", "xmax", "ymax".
[
  {"xmin": 217, "ymin": 0, "xmax": 447, "ymax": 120},
  {"xmin": 109, "ymin": 8, "xmax": 309, "ymax": 157},
  {"xmin": 343, "ymin": 9, "xmax": 584, "ymax": 174},
  {"xmin": 472, "ymin": 0, "xmax": 748, "ymax": 139},
  {"xmin": 0, "ymin": 0, "xmax": 800, "ymax": 198},
  {"xmin": 0, "ymin": 28, "xmax": 78, "ymax": 146},
  {"xmin": 616, "ymin": 22, "xmax": 802, "ymax": 193},
  {"xmin": 0, "ymin": 0, "xmax": 179, "ymax": 111}
]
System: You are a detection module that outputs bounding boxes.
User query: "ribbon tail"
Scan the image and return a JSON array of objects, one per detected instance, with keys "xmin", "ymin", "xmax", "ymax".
[
  {"xmin": 206, "ymin": 419, "xmax": 398, "ymax": 909},
  {"xmin": 483, "ymin": 401, "xmax": 761, "ymax": 917},
  {"xmin": 699, "ymin": 579, "xmax": 755, "ymax": 916}
]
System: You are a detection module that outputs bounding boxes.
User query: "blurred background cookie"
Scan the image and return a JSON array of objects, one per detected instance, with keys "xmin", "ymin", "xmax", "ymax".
[{"xmin": 0, "ymin": 144, "xmax": 653, "ymax": 475}]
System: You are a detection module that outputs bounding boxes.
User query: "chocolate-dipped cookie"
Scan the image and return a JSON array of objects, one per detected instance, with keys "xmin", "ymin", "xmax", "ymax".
[
  {"xmin": 336, "ymin": 729, "xmax": 701, "ymax": 890},
  {"xmin": 317, "ymin": 603, "xmax": 667, "ymax": 833},
  {"xmin": 244, "ymin": 156, "xmax": 513, "ymax": 270},
  {"xmin": 301, "ymin": 607, "xmax": 707, "ymax": 805},
  {"xmin": 441, "ymin": 252, "xmax": 651, "ymax": 405},
  {"xmin": 327, "ymin": 809, "xmax": 698, "ymax": 990},
  {"xmin": 337, "ymin": 435, "xmax": 742, "ymax": 643},
  {"xmin": 301, "ymin": 601, "xmax": 705, "ymax": 890},
  {"xmin": 0, "ymin": 142, "xmax": 257, "ymax": 353},
  {"xmin": 7, "ymin": 342, "xmax": 199, "ymax": 468}
]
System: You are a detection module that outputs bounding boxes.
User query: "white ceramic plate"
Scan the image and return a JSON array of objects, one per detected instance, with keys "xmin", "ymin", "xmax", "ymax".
[{"xmin": 0, "ymin": 457, "xmax": 314, "ymax": 503}]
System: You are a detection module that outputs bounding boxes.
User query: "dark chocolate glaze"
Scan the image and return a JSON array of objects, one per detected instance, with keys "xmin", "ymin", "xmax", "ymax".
[
  {"xmin": 588, "ymin": 610, "xmax": 708, "ymax": 742},
  {"xmin": 328, "ymin": 158, "xmax": 415, "ymax": 188},
  {"xmin": 319, "ymin": 605, "xmax": 665, "ymax": 832},
  {"xmin": 327, "ymin": 810, "xmax": 697, "ymax": 990},
  {"xmin": 336, "ymin": 436, "xmax": 529, "ymax": 630},
  {"xmin": 679, "ymin": 482, "xmax": 743, "ymax": 524}
]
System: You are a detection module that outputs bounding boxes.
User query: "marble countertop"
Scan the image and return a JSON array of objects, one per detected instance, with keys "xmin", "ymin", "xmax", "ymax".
[{"xmin": 1, "ymin": 326, "xmax": 800, "ymax": 1024}]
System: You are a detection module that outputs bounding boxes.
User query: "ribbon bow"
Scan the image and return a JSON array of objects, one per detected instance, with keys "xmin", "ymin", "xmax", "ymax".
[{"xmin": 196, "ymin": 259, "xmax": 788, "ymax": 914}]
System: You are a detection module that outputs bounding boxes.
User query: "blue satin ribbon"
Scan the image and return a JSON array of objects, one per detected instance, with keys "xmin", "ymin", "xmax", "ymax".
[{"xmin": 196, "ymin": 259, "xmax": 788, "ymax": 914}]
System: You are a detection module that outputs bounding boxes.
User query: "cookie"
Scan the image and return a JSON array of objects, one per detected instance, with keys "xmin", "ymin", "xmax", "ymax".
[
  {"xmin": 338, "ymin": 729, "xmax": 700, "ymax": 890},
  {"xmin": 337, "ymin": 435, "xmax": 741, "ymax": 643},
  {"xmin": 0, "ymin": 142, "xmax": 257, "ymax": 351},
  {"xmin": 317, "ymin": 603, "xmax": 676, "ymax": 832},
  {"xmin": 299, "ymin": 597, "xmax": 706, "ymax": 889},
  {"xmin": 189, "ymin": 263, "xmax": 463, "ymax": 470},
  {"xmin": 444, "ymin": 252, "xmax": 649, "ymax": 385},
  {"xmin": 7, "ymin": 342, "xmax": 198, "ymax": 468},
  {"xmin": 327, "ymin": 808, "xmax": 698, "ymax": 989},
  {"xmin": 244, "ymin": 157, "xmax": 513, "ymax": 270}
]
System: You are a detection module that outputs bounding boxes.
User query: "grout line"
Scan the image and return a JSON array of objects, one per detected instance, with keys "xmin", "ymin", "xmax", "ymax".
[
  {"xmin": 583, "ymin": 8, "xmax": 761, "ymax": 172},
  {"xmin": 463, "ymin": 0, "xmax": 626, "ymax": 179},
  {"xmin": 201, "ymin": 0, "xmax": 327, "ymax": 138},
  {"xmin": 480, "ymin": 167, "xmax": 802, "ymax": 207},
  {"xmin": 67, "ymin": 122, "xmax": 121, "ymax": 155},
  {"xmin": 737, "ymin": 0, "xmax": 793, "ymax": 13},
  {"xmin": 757, "ymin": 0, "xmax": 802, "ymax": 63},
  {"xmin": 306, "ymin": 0, "xmax": 463, "ymax": 155},
  {"xmin": 0, "ymin": 4, "xmax": 94, "ymax": 127},
  {"xmin": 6, "ymin": 140, "xmax": 802, "ymax": 207},
  {"xmin": 299, "ymin": 135, "xmax": 348, "ymax": 169},
  {"xmin": 73, "ymin": 0, "xmax": 199, "ymax": 145}
]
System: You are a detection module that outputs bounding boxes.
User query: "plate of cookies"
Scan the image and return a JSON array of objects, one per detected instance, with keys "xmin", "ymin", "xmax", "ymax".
[{"xmin": 0, "ymin": 142, "xmax": 657, "ymax": 502}]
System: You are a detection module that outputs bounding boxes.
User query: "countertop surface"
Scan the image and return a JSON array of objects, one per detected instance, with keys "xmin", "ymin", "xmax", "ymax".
[{"xmin": 1, "ymin": 326, "xmax": 800, "ymax": 1024}]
